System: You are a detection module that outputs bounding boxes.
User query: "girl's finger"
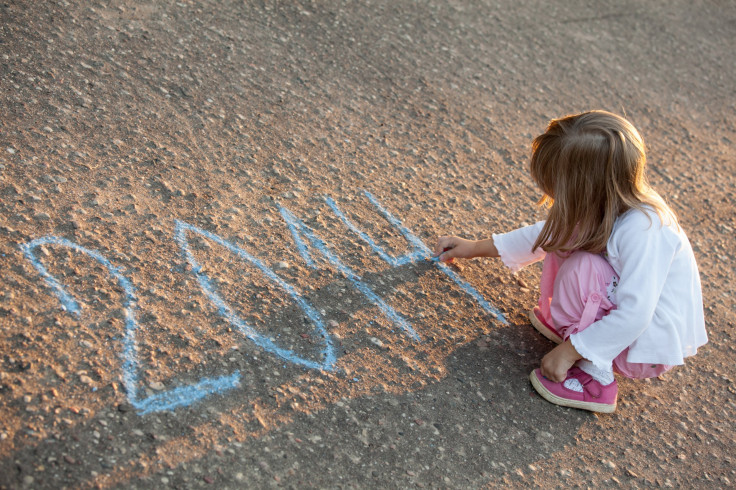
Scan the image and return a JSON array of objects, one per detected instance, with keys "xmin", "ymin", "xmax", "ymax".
[
  {"xmin": 437, "ymin": 246, "xmax": 454, "ymax": 261},
  {"xmin": 433, "ymin": 241, "xmax": 450, "ymax": 256}
]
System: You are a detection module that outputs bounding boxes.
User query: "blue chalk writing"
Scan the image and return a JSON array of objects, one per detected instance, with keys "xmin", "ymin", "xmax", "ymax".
[
  {"xmin": 19, "ymin": 189, "xmax": 505, "ymax": 415},
  {"xmin": 174, "ymin": 220, "xmax": 337, "ymax": 371},
  {"xmin": 325, "ymin": 196, "xmax": 423, "ymax": 267},
  {"xmin": 279, "ymin": 206, "xmax": 420, "ymax": 341},
  {"xmin": 331, "ymin": 191, "xmax": 507, "ymax": 323},
  {"xmin": 19, "ymin": 236, "xmax": 241, "ymax": 415}
]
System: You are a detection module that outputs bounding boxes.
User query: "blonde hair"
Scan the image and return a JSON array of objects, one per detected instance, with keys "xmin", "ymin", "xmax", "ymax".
[{"xmin": 530, "ymin": 110, "xmax": 675, "ymax": 254}]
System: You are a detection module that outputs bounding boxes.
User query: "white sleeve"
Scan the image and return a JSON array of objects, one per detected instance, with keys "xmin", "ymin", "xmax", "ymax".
[
  {"xmin": 492, "ymin": 221, "xmax": 547, "ymax": 273},
  {"xmin": 569, "ymin": 212, "xmax": 680, "ymax": 370}
]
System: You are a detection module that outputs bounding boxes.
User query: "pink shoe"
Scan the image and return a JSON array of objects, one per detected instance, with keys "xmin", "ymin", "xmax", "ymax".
[
  {"xmin": 528, "ymin": 307, "xmax": 563, "ymax": 344},
  {"xmin": 529, "ymin": 367, "xmax": 617, "ymax": 413}
]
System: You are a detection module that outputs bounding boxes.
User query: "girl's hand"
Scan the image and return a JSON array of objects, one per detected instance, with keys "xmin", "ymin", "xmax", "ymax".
[
  {"xmin": 433, "ymin": 236, "xmax": 477, "ymax": 262},
  {"xmin": 433, "ymin": 236, "xmax": 499, "ymax": 262},
  {"xmin": 540, "ymin": 340, "xmax": 583, "ymax": 383}
]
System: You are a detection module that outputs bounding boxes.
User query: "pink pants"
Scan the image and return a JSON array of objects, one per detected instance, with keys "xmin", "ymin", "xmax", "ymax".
[{"xmin": 537, "ymin": 251, "xmax": 671, "ymax": 379}]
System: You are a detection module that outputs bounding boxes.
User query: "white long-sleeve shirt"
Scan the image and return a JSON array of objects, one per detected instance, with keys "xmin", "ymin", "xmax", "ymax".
[{"xmin": 493, "ymin": 208, "xmax": 707, "ymax": 370}]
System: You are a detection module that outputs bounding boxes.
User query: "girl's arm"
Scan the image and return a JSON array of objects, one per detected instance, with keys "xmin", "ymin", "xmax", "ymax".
[
  {"xmin": 540, "ymin": 340, "xmax": 583, "ymax": 382},
  {"xmin": 434, "ymin": 221, "xmax": 547, "ymax": 267},
  {"xmin": 433, "ymin": 236, "xmax": 499, "ymax": 262}
]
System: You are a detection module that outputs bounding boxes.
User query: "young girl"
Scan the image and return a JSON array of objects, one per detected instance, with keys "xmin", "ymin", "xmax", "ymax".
[{"xmin": 434, "ymin": 110, "xmax": 707, "ymax": 413}]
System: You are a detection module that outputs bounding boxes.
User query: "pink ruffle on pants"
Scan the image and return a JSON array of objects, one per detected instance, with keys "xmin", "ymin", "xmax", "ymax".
[{"xmin": 536, "ymin": 251, "xmax": 672, "ymax": 379}]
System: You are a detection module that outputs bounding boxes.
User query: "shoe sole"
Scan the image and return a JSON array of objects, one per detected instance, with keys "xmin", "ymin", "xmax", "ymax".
[
  {"xmin": 528, "ymin": 309, "xmax": 562, "ymax": 345},
  {"xmin": 529, "ymin": 371, "xmax": 616, "ymax": 413}
]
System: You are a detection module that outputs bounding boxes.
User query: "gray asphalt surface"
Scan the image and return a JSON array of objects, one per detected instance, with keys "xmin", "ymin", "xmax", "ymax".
[{"xmin": 1, "ymin": 0, "xmax": 735, "ymax": 488}]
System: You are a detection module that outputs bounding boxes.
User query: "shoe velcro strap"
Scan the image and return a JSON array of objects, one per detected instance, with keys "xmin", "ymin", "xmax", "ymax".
[{"xmin": 570, "ymin": 368, "xmax": 602, "ymax": 398}]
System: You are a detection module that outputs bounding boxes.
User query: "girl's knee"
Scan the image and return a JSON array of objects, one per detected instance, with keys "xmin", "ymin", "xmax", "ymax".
[
  {"xmin": 556, "ymin": 252, "xmax": 616, "ymax": 293},
  {"xmin": 551, "ymin": 252, "xmax": 618, "ymax": 335},
  {"xmin": 560, "ymin": 251, "xmax": 614, "ymax": 278}
]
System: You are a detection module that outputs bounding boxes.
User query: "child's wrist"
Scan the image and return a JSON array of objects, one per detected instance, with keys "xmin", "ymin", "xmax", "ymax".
[
  {"xmin": 473, "ymin": 238, "xmax": 497, "ymax": 258},
  {"xmin": 563, "ymin": 339, "xmax": 582, "ymax": 361}
]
